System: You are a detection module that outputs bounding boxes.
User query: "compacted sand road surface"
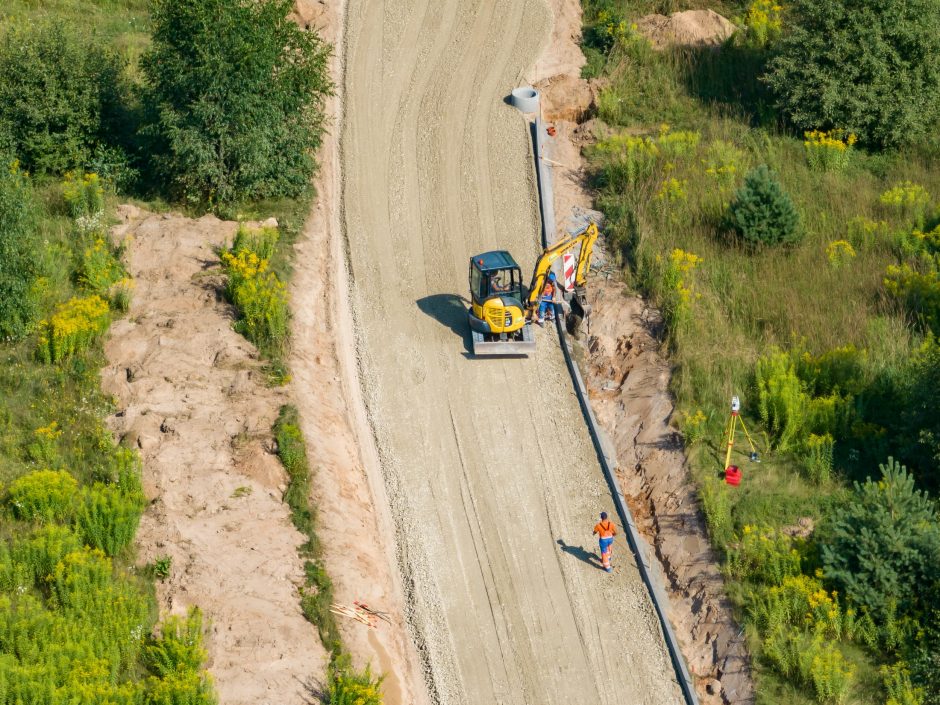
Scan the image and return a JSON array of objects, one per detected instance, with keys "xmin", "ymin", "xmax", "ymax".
[{"xmin": 341, "ymin": 1, "xmax": 683, "ymax": 703}]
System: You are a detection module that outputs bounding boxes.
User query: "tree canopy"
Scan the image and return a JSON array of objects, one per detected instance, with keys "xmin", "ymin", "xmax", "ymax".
[
  {"xmin": 764, "ymin": 0, "xmax": 940, "ymax": 148},
  {"xmin": 142, "ymin": 0, "xmax": 333, "ymax": 205}
]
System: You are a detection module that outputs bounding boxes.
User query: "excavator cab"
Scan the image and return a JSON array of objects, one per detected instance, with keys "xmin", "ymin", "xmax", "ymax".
[{"xmin": 467, "ymin": 251, "xmax": 535, "ymax": 355}]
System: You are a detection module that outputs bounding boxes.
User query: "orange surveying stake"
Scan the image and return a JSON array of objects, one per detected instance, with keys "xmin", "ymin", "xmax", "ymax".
[{"xmin": 723, "ymin": 396, "xmax": 759, "ymax": 486}]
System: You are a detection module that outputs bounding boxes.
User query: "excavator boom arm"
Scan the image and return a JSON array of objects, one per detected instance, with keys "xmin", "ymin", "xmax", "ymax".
[{"xmin": 525, "ymin": 222, "xmax": 599, "ymax": 309}]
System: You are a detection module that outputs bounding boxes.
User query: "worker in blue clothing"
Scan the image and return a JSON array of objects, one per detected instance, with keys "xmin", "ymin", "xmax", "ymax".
[{"xmin": 537, "ymin": 271, "xmax": 558, "ymax": 325}]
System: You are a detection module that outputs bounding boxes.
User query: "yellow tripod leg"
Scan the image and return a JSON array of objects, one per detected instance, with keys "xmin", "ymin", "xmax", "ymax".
[
  {"xmin": 737, "ymin": 414, "xmax": 758, "ymax": 456},
  {"xmin": 723, "ymin": 413, "xmax": 737, "ymax": 470}
]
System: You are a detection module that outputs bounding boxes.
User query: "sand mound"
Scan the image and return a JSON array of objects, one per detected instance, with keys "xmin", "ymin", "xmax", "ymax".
[
  {"xmin": 635, "ymin": 9, "xmax": 736, "ymax": 50},
  {"xmin": 535, "ymin": 74, "xmax": 596, "ymax": 122}
]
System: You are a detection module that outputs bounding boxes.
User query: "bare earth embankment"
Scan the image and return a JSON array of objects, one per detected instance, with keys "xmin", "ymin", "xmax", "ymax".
[
  {"xmin": 102, "ymin": 208, "xmax": 327, "ymax": 705},
  {"xmin": 339, "ymin": 1, "xmax": 683, "ymax": 703}
]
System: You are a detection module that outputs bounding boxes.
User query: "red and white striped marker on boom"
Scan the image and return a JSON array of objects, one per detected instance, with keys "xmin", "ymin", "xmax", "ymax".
[{"xmin": 562, "ymin": 252, "xmax": 576, "ymax": 292}]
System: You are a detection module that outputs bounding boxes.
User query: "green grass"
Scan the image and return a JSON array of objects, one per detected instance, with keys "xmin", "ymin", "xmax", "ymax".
[
  {"xmin": 581, "ymin": 2, "xmax": 940, "ymax": 702},
  {"xmin": 273, "ymin": 405, "xmax": 384, "ymax": 698},
  {"xmin": 3, "ymin": 0, "xmax": 151, "ymax": 65},
  {"xmin": 274, "ymin": 405, "xmax": 339, "ymax": 657}
]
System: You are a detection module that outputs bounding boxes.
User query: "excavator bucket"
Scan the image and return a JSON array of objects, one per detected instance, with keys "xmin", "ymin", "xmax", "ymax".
[{"xmin": 471, "ymin": 324, "xmax": 535, "ymax": 356}]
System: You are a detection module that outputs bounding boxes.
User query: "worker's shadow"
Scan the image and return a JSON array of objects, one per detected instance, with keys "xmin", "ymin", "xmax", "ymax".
[
  {"xmin": 416, "ymin": 293, "xmax": 473, "ymax": 354},
  {"xmin": 557, "ymin": 539, "xmax": 604, "ymax": 571}
]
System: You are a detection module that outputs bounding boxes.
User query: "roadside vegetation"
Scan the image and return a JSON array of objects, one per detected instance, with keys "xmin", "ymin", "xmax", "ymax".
[
  {"xmin": 0, "ymin": 165, "xmax": 213, "ymax": 702},
  {"xmin": 581, "ymin": 1, "xmax": 940, "ymax": 703},
  {"xmin": 0, "ymin": 0, "xmax": 364, "ymax": 702},
  {"xmin": 274, "ymin": 406, "xmax": 384, "ymax": 704}
]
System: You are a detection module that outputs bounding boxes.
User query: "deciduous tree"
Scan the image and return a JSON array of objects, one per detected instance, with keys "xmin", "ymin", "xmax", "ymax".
[
  {"xmin": 142, "ymin": 0, "xmax": 333, "ymax": 205},
  {"xmin": 764, "ymin": 0, "xmax": 940, "ymax": 148}
]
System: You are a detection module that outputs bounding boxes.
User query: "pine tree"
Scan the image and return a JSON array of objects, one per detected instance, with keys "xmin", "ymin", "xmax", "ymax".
[{"xmin": 726, "ymin": 164, "xmax": 801, "ymax": 247}]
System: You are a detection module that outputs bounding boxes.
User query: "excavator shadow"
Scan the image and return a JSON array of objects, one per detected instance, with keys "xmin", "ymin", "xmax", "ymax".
[{"xmin": 416, "ymin": 293, "xmax": 473, "ymax": 355}]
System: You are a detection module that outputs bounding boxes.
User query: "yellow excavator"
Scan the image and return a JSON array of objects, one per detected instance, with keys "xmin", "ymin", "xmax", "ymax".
[{"xmin": 467, "ymin": 222, "xmax": 599, "ymax": 355}]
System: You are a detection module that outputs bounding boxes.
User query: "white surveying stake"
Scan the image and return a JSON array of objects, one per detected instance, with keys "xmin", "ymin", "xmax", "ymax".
[{"xmin": 723, "ymin": 395, "xmax": 759, "ymax": 474}]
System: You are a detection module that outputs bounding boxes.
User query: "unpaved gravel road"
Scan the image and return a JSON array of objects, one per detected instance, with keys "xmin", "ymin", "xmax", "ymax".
[{"xmin": 341, "ymin": 1, "xmax": 683, "ymax": 703}]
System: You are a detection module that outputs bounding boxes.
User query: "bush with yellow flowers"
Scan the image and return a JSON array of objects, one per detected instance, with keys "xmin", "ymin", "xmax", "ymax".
[
  {"xmin": 846, "ymin": 216, "xmax": 890, "ymax": 252},
  {"xmin": 702, "ymin": 140, "xmax": 743, "ymax": 188},
  {"xmin": 62, "ymin": 172, "xmax": 105, "ymax": 220},
  {"xmin": 879, "ymin": 181, "xmax": 931, "ymax": 220},
  {"xmin": 804, "ymin": 130, "xmax": 856, "ymax": 172},
  {"xmin": 825, "ymin": 240, "xmax": 856, "ymax": 268},
  {"xmin": 655, "ymin": 177, "xmax": 688, "ymax": 203},
  {"xmin": 0, "ymin": 530, "xmax": 214, "ymax": 705},
  {"xmin": 78, "ymin": 238, "xmax": 125, "ymax": 295},
  {"xmin": 881, "ymin": 662, "xmax": 925, "ymax": 705},
  {"xmin": 655, "ymin": 248, "xmax": 703, "ymax": 332},
  {"xmin": 110, "ymin": 277, "xmax": 135, "ymax": 313},
  {"xmin": 221, "ymin": 228, "xmax": 289, "ymax": 353},
  {"xmin": 799, "ymin": 433, "xmax": 835, "ymax": 484},
  {"xmin": 328, "ymin": 659, "xmax": 384, "ymax": 705},
  {"xmin": 727, "ymin": 525, "xmax": 802, "ymax": 585},
  {"xmin": 656, "ymin": 124, "xmax": 701, "ymax": 160},
  {"xmin": 36, "ymin": 294, "xmax": 110, "ymax": 363},
  {"xmin": 590, "ymin": 133, "xmax": 660, "ymax": 192},
  {"xmin": 25, "ymin": 420, "xmax": 63, "ymax": 465},
  {"xmin": 884, "ymin": 261, "xmax": 940, "ymax": 336},
  {"xmin": 7, "ymin": 469, "xmax": 78, "ymax": 522},
  {"xmin": 680, "ymin": 409, "xmax": 708, "ymax": 445},
  {"xmin": 740, "ymin": 0, "xmax": 783, "ymax": 48}
]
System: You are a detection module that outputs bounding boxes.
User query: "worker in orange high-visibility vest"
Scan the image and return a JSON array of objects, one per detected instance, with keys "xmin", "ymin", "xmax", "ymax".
[{"xmin": 593, "ymin": 512, "xmax": 617, "ymax": 573}]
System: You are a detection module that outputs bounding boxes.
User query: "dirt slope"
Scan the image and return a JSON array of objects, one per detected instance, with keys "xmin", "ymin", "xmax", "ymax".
[
  {"xmin": 584, "ymin": 283, "xmax": 754, "ymax": 704},
  {"xmin": 102, "ymin": 208, "xmax": 327, "ymax": 705},
  {"xmin": 340, "ymin": 1, "xmax": 682, "ymax": 703}
]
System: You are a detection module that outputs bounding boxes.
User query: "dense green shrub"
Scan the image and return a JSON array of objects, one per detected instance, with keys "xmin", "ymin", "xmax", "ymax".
[
  {"xmin": 909, "ymin": 602, "xmax": 940, "ymax": 704},
  {"xmin": 8, "ymin": 525, "xmax": 82, "ymax": 587},
  {"xmin": 142, "ymin": 0, "xmax": 333, "ymax": 205},
  {"xmin": 725, "ymin": 165, "xmax": 801, "ymax": 248},
  {"xmin": 819, "ymin": 458, "xmax": 940, "ymax": 635},
  {"xmin": 143, "ymin": 609, "xmax": 211, "ymax": 679},
  {"xmin": 76, "ymin": 481, "xmax": 146, "ymax": 556},
  {"xmin": 764, "ymin": 0, "xmax": 940, "ymax": 148},
  {"xmin": 896, "ymin": 338, "xmax": 940, "ymax": 493},
  {"xmin": 7, "ymin": 470, "xmax": 78, "ymax": 522},
  {"xmin": 273, "ymin": 405, "xmax": 342, "ymax": 656},
  {"xmin": 755, "ymin": 349, "xmax": 806, "ymax": 451},
  {"xmin": 762, "ymin": 626, "xmax": 854, "ymax": 705},
  {"xmin": 0, "ymin": 20, "xmax": 127, "ymax": 174},
  {"xmin": 0, "ymin": 162, "xmax": 42, "ymax": 341},
  {"xmin": 698, "ymin": 474, "xmax": 733, "ymax": 546}
]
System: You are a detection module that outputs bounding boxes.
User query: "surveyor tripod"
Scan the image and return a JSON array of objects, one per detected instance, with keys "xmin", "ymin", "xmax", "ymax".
[{"xmin": 723, "ymin": 395, "xmax": 759, "ymax": 471}]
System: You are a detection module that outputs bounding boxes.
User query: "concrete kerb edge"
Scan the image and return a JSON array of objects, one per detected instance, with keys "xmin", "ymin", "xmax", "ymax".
[{"xmin": 531, "ymin": 116, "xmax": 700, "ymax": 705}]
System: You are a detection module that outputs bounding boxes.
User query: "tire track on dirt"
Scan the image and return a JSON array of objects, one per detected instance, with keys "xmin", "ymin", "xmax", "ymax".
[{"xmin": 341, "ymin": 1, "xmax": 684, "ymax": 702}]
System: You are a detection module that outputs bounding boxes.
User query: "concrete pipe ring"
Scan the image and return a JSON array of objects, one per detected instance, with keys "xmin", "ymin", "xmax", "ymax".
[{"xmin": 510, "ymin": 86, "xmax": 540, "ymax": 113}]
